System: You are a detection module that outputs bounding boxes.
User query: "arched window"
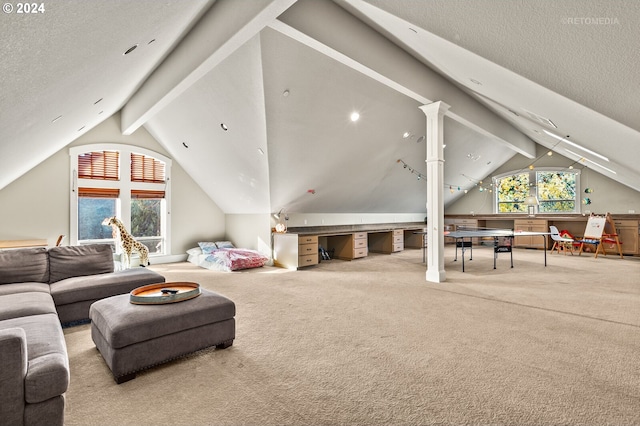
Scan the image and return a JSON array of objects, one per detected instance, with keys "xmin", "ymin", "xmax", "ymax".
[
  {"xmin": 69, "ymin": 144, "xmax": 172, "ymax": 258},
  {"xmin": 493, "ymin": 169, "xmax": 580, "ymax": 214}
]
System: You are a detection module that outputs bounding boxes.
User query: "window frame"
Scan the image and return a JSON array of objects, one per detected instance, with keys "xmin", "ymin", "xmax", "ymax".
[
  {"xmin": 69, "ymin": 144, "xmax": 172, "ymax": 257},
  {"xmin": 493, "ymin": 168, "xmax": 580, "ymax": 214}
]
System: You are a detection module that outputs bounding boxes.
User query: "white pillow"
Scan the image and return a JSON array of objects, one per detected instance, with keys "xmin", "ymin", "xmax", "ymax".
[
  {"xmin": 215, "ymin": 241, "xmax": 235, "ymax": 249},
  {"xmin": 186, "ymin": 247, "xmax": 202, "ymax": 256},
  {"xmin": 197, "ymin": 242, "xmax": 218, "ymax": 254}
]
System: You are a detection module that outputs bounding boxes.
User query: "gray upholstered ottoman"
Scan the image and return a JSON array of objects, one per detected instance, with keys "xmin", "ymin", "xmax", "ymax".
[{"xmin": 89, "ymin": 288, "xmax": 235, "ymax": 384}]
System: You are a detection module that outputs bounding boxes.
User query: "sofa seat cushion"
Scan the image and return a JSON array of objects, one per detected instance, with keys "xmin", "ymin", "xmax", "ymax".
[
  {"xmin": 0, "ymin": 313, "xmax": 69, "ymax": 403},
  {"xmin": 0, "ymin": 282, "xmax": 51, "ymax": 297},
  {"xmin": 48, "ymin": 244, "xmax": 114, "ymax": 283},
  {"xmin": 49, "ymin": 268, "xmax": 165, "ymax": 306},
  {"xmin": 0, "ymin": 247, "xmax": 49, "ymax": 284},
  {"xmin": 0, "ymin": 292, "xmax": 57, "ymax": 321},
  {"xmin": 0, "ymin": 328, "xmax": 28, "ymax": 425}
]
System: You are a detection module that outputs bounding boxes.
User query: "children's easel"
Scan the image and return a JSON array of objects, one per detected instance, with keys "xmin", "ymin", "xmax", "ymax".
[{"xmin": 577, "ymin": 213, "xmax": 623, "ymax": 258}]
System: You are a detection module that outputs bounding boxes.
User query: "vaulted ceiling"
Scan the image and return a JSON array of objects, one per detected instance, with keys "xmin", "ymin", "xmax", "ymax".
[{"xmin": 2, "ymin": 0, "xmax": 639, "ymax": 215}]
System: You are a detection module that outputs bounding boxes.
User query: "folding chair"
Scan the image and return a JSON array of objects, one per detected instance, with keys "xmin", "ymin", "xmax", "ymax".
[{"xmin": 549, "ymin": 226, "xmax": 574, "ymax": 255}]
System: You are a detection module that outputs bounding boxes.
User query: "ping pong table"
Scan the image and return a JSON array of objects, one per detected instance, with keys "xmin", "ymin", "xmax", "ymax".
[{"xmin": 447, "ymin": 228, "xmax": 549, "ymax": 272}]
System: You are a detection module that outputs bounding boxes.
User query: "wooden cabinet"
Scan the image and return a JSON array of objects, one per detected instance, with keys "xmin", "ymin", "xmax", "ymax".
[
  {"xmin": 440, "ymin": 215, "xmax": 640, "ymax": 257},
  {"xmin": 514, "ymin": 219, "xmax": 548, "ymax": 248},
  {"xmin": 369, "ymin": 229, "xmax": 404, "ymax": 253},
  {"xmin": 353, "ymin": 233, "xmax": 368, "ymax": 258},
  {"xmin": 273, "ymin": 234, "xmax": 318, "ymax": 270},
  {"xmin": 327, "ymin": 232, "xmax": 368, "ymax": 260},
  {"xmin": 611, "ymin": 219, "xmax": 638, "ymax": 255}
]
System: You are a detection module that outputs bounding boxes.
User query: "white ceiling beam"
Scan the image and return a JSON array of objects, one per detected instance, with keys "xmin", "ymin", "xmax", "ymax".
[
  {"xmin": 121, "ymin": 0, "xmax": 298, "ymax": 136},
  {"xmin": 276, "ymin": 0, "xmax": 536, "ymax": 158}
]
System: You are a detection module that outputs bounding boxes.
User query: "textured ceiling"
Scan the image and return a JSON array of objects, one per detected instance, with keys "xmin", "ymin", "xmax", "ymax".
[
  {"xmin": 362, "ymin": 0, "xmax": 640, "ymax": 131},
  {"xmin": 1, "ymin": 0, "xmax": 639, "ymax": 216},
  {"xmin": 340, "ymin": 0, "xmax": 640, "ymax": 190},
  {"xmin": 0, "ymin": 0, "xmax": 213, "ymax": 190}
]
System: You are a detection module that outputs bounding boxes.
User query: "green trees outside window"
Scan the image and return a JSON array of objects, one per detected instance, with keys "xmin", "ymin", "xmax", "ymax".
[
  {"xmin": 495, "ymin": 170, "xmax": 579, "ymax": 214},
  {"xmin": 131, "ymin": 198, "xmax": 163, "ymax": 254},
  {"xmin": 537, "ymin": 171, "xmax": 577, "ymax": 213},
  {"xmin": 496, "ymin": 173, "xmax": 529, "ymax": 213}
]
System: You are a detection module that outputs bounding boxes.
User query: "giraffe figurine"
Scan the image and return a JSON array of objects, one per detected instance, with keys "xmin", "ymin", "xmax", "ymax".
[{"xmin": 102, "ymin": 217, "xmax": 150, "ymax": 268}]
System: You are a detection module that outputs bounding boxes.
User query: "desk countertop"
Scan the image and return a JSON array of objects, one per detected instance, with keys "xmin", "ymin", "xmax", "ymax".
[{"xmin": 285, "ymin": 222, "xmax": 427, "ymax": 236}]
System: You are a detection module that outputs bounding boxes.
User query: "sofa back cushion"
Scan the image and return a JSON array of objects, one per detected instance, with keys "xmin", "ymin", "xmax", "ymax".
[
  {"xmin": 48, "ymin": 244, "xmax": 114, "ymax": 283},
  {"xmin": 0, "ymin": 247, "xmax": 49, "ymax": 284}
]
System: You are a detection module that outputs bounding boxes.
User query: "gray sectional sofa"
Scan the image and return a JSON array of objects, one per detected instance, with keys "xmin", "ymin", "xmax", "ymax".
[{"xmin": 0, "ymin": 244, "xmax": 165, "ymax": 426}]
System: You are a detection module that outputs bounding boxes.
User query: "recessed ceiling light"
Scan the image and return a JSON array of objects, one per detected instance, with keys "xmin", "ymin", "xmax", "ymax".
[
  {"xmin": 409, "ymin": 28, "xmax": 417, "ymax": 33},
  {"xmin": 257, "ymin": 148, "xmax": 264, "ymax": 155},
  {"xmin": 283, "ymin": 89, "xmax": 290, "ymax": 97},
  {"xmin": 350, "ymin": 112, "xmax": 360, "ymax": 122},
  {"xmin": 402, "ymin": 132, "xmax": 410, "ymax": 138},
  {"xmin": 94, "ymin": 98, "xmax": 103, "ymax": 105},
  {"xmin": 52, "ymin": 115, "xmax": 62, "ymax": 123},
  {"xmin": 220, "ymin": 123, "xmax": 228, "ymax": 131},
  {"xmin": 78, "ymin": 125, "xmax": 85, "ymax": 132},
  {"xmin": 470, "ymin": 78, "xmax": 482, "ymax": 85},
  {"xmin": 182, "ymin": 142, "xmax": 189, "ymax": 148},
  {"xmin": 148, "ymin": 39, "xmax": 156, "ymax": 45},
  {"xmin": 416, "ymin": 136, "xmax": 425, "ymax": 143},
  {"xmin": 123, "ymin": 44, "xmax": 138, "ymax": 55}
]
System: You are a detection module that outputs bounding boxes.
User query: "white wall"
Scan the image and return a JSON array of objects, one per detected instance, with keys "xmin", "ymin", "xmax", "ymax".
[
  {"xmin": 0, "ymin": 113, "xmax": 225, "ymax": 256},
  {"xmin": 280, "ymin": 213, "xmax": 426, "ymax": 228},
  {"xmin": 225, "ymin": 214, "xmax": 272, "ymax": 258},
  {"xmin": 0, "ymin": 147, "xmax": 69, "ymax": 243},
  {"xmin": 446, "ymin": 146, "xmax": 640, "ymax": 215}
]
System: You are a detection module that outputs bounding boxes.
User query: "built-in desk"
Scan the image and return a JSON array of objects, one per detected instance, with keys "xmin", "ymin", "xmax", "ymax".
[
  {"xmin": 323, "ymin": 232, "xmax": 368, "ymax": 260},
  {"xmin": 368, "ymin": 229, "xmax": 403, "ymax": 254},
  {"xmin": 445, "ymin": 214, "xmax": 640, "ymax": 255},
  {"xmin": 273, "ymin": 223, "xmax": 426, "ymax": 270}
]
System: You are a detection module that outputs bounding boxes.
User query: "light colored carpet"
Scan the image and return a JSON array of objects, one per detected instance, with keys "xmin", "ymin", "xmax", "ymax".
[{"xmin": 63, "ymin": 246, "xmax": 640, "ymax": 425}]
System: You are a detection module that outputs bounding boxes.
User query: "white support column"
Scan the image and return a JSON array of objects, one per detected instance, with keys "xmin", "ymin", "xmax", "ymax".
[{"xmin": 419, "ymin": 101, "xmax": 450, "ymax": 283}]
